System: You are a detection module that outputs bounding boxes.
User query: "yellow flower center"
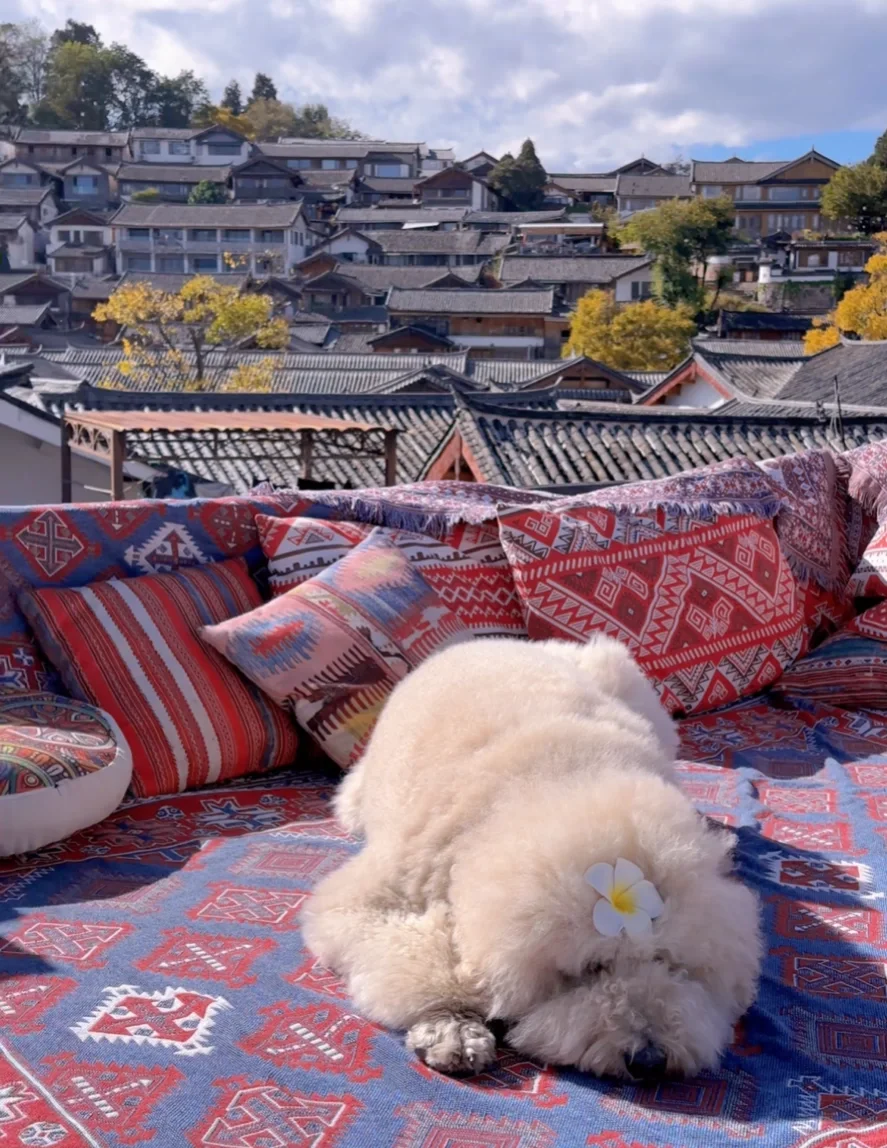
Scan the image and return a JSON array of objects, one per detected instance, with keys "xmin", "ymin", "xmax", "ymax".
[{"xmin": 611, "ymin": 885, "xmax": 637, "ymax": 914}]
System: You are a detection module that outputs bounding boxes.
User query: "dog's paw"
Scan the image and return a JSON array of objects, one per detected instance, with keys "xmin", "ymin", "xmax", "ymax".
[{"xmin": 406, "ymin": 1010, "xmax": 497, "ymax": 1075}]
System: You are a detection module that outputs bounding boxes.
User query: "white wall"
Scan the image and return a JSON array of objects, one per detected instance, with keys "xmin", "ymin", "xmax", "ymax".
[
  {"xmin": 661, "ymin": 375, "xmax": 724, "ymax": 408},
  {"xmin": 614, "ymin": 267, "xmax": 654, "ymax": 302},
  {"xmin": 0, "ymin": 423, "xmax": 125, "ymax": 504},
  {"xmin": 325, "ymin": 233, "xmax": 372, "ymax": 262},
  {"xmin": 5, "ymin": 223, "xmax": 35, "ymax": 268}
]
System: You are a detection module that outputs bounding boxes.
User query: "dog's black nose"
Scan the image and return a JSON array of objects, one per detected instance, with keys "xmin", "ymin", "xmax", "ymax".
[{"xmin": 624, "ymin": 1043, "xmax": 668, "ymax": 1079}]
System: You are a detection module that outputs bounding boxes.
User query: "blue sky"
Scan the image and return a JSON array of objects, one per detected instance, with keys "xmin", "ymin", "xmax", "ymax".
[{"xmin": 15, "ymin": 0, "xmax": 887, "ymax": 171}]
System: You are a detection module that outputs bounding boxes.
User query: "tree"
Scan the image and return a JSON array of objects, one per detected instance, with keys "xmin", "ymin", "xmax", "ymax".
[
  {"xmin": 49, "ymin": 20, "xmax": 102, "ymax": 49},
  {"xmin": 0, "ymin": 26, "xmax": 25, "ymax": 123},
  {"xmin": 563, "ymin": 289, "xmax": 696, "ymax": 370},
  {"xmin": 663, "ymin": 155, "xmax": 691, "ymax": 175},
  {"xmin": 188, "ymin": 179, "xmax": 226, "ymax": 204},
  {"xmin": 250, "ymin": 72, "xmax": 277, "ymax": 104},
  {"xmin": 151, "ymin": 70, "xmax": 209, "ymax": 128},
  {"xmin": 619, "ymin": 196, "xmax": 735, "ymax": 310},
  {"xmin": 191, "ymin": 102, "xmax": 253, "ymax": 136},
  {"xmin": 221, "ymin": 78, "xmax": 243, "ymax": 116},
  {"xmin": 243, "ymin": 98, "xmax": 300, "ymax": 140},
  {"xmin": 131, "ymin": 187, "xmax": 160, "ymax": 203},
  {"xmin": 36, "ymin": 39, "xmax": 112, "ymax": 129},
  {"xmin": 870, "ymin": 129, "xmax": 887, "ymax": 170},
  {"xmin": 804, "ymin": 235, "xmax": 887, "ymax": 353},
  {"xmin": 3, "ymin": 20, "xmax": 49, "ymax": 111},
  {"xmin": 92, "ymin": 277, "xmax": 289, "ymax": 392},
  {"xmin": 106, "ymin": 43, "xmax": 158, "ymax": 128},
  {"xmin": 822, "ymin": 162, "xmax": 887, "ymax": 235},
  {"xmin": 488, "ymin": 139, "xmax": 547, "ymax": 211}
]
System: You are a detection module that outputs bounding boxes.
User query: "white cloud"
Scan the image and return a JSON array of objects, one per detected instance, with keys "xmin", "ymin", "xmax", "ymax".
[{"xmin": 10, "ymin": 0, "xmax": 887, "ymax": 166}]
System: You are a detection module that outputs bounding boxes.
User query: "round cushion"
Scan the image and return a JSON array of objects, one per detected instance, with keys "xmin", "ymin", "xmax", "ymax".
[{"xmin": 0, "ymin": 692, "xmax": 132, "ymax": 858}]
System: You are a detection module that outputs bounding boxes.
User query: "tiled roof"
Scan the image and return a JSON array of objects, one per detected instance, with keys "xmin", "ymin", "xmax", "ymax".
[
  {"xmin": 387, "ymin": 287, "xmax": 555, "ymax": 314},
  {"xmin": 465, "ymin": 210, "xmax": 569, "ymax": 225},
  {"xmin": 335, "ymin": 207, "xmax": 467, "ymax": 225},
  {"xmin": 690, "ymin": 159, "xmax": 789, "ymax": 184},
  {"xmin": 545, "ymin": 175, "xmax": 617, "ymax": 194},
  {"xmin": 0, "ymin": 214, "xmax": 27, "ymax": 231},
  {"xmin": 693, "ymin": 338, "xmax": 808, "ymax": 358},
  {"xmin": 320, "ymin": 263, "xmax": 482, "ymax": 292},
  {"xmin": 455, "ymin": 393, "xmax": 887, "ymax": 488},
  {"xmin": 771, "ymin": 341, "xmax": 887, "ymax": 406},
  {"xmin": 294, "ymin": 169, "xmax": 357, "ymax": 189},
  {"xmin": 358, "ymin": 177, "xmax": 418, "ymax": 194},
  {"xmin": 359, "ymin": 229, "xmax": 505, "ymax": 255},
  {"xmin": 70, "ymin": 276, "xmax": 119, "ymax": 301},
  {"xmin": 15, "ymin": 129, "xmax": 130, "ymax": 146},
  {"xmin": 689, "ymin": 340, "xmax": 808, "ymax": 401},
  {"xmin": 0, "ymin": 187, "xmax": 54, "ymax": 206},
  {"xmin": 0, "ymin": 304, "xmax": 50, "ymax": 326},
  {"xmin": 718, "ymin": 312, "xmax": 813, "ymax": 333},
  {"xmin": 117, "ymin": 164, "xmax": 231, "ymax": 184},
  {"xmin": 49, "ymin": 243, "xmax": 108, "ymax": 257},
  {"xmin": 499, "ymin": 255, "xmax": 652, "ymax": 285},
  {"xmin": 118, "ymin": 272, "xmax": 250, "ymax": 293},
  {"xmin": 111, "ymin": 203, "xmax": 303, "ymax": 227},
  {"xmin": 615, "ymin": 174, "xmax": 692, "ymax": 197},
  {"xmin": 131, "ymin": 127, "xmax": 197, "ymax": 140}
]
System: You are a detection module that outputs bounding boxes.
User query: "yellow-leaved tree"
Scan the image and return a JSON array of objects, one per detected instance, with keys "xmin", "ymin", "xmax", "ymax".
[
  {"xmin": 563, "ymin": 289, "xmax": 696, "ymax": 370},
  {"xmin": 92, "ymin": 277, "xmax": 289, "ymax": 392},
  {"xmin": 804, "ymin": 234, "xmax": 887, "ymax": 354}
]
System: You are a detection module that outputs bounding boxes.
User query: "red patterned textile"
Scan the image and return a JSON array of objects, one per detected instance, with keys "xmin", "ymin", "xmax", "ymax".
[
  {"xmin": 256, "ymin": 515, "xmax": 373, "ymax": 596},
  {"xmin": 498, "ymin": 505, "xmax": 805, "ymax": 715},
  {"xmin": 20, "ymin": 558, "xmax": 299, "ymax": 796},
  {"xmin": 776, "ymin": 598, "xmax": 887, "ymax": 709}
]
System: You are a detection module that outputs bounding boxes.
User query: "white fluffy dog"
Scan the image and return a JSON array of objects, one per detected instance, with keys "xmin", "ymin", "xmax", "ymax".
[{"xmin": 302, "ymin": 635, "xmax": 762, "ymax": 1079}]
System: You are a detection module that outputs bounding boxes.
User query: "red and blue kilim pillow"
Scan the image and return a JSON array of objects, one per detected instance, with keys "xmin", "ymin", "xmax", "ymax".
[
  {"xmin": 256, "ymin": 515, "xmax": 527, "ymax": 638},
  {"xmin": 202, "ymin": 530, "xmax": 471, "ymax": 767},
  {"xmin": 775, "ymin": 598, "xmax": 887, "ymax": 709},
  {"xmin": 19, "ymin": 557, "xmax": 299, "ymax": 797},
  {"xmin": 497, "ymin": 504, "xmax": 806, "ymax": 716}
]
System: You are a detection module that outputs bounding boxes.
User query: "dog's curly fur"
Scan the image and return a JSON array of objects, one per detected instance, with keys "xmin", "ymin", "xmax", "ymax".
[{"xmin": 302, "ymin": 635, "xmax": 763, "ymax": 1078}]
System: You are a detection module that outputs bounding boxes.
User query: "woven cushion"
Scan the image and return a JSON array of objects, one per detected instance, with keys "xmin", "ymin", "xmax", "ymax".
[
  {"xmin": 256, "ymin": 515, "xmax": 373, "ymax": 596},
  {"xmin": 257, "ymin": 516, "xmax": 526, "ymax": 638},
  {"xmin": 0, "ymin": 692, "xmax": 132, "ymax": 857},
  {"xmin": 202, "ymin": 530, "xmax": 471, "ymax": 767},
  {"xmin": 498, "ymin": 505, "xmax": 805, "ymax": 716},
  {"xmin": 776, "ymin": 599, "xmax": 887, "ymax": 709},
  {"xmin": 20, "ymin": 558, "xmax": 299, "ymax": 797}
]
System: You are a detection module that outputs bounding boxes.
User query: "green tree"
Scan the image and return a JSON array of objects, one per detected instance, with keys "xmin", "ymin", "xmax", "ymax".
[
  {"xmin": 619, "ymin": 196, "xmax": 735, "ymax": 310},
  {"xmin": 0, "ymin": 26, "xmax": 25, "ymax": 123},
  {"xmin": 130, "ymin": 187, "xmax": 160, "ymax": 202},
  {"xmin": 243, "ymin": 98, "xmax": 299, "ymax": 140},
  {"xmin": 822, "ymin": 162, "xmax": 887, "ymax": 235},
  {"xmin": 106, "ymin": 43, "xmax": 158, "ymax": 128},
  {"xmin": 3, "ymin": 20, "xmax": 49, "ymax": 112},
  {"xmin": 49, "ymin": 20, "xmax": 102, "ymax": 48},
  {"xmin": 250, "ymin": 72, "xmax": 277, "ymax": 104},
  {"xmin": 188, "ymin": 179, "xmax": 226, "ymax": 204},
  {"xmin": 36, "ymin": 39, "xmax": 112, "ymax": 128},
  {"xmin": 488, "ymin": 139, "xmax": 547, "ymax": 211},
  {"xmin": 870, "ymin": 129, "xmax": 887, "ymax": 170},
  {"xmin": 221, "ymin": 78, "xmax": 243, "ymax": 116},
  {"xmin": 151, "ymin": 70, "xmax": 209, "ymax": 128},
  {"xmin": 563, "ymin": 289, "xmax": 696, "ymax": 369}
]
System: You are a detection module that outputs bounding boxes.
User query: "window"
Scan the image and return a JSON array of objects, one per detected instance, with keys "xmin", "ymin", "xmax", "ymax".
[
  {"xmin": 83, "ymin": 230, "xmax": 103, "ymax": 244},
  {"xmin": 345, "ymin": 159, "xmax": 358, "ymax": 169},
  {"xmin": 735, "ymin": 185, "xmax": 761, "ymax": 201},
  {"xmin": 767, "ymin": 186, "xmax": 802, "ymax": 201},
  {"xmin": 5, "ymin": 173, "xmax": 34, "ymax": 187},
  {"xmin": 105, "ymin": 147, "xmax": 112, "ymax": 158},
  {"xmin": 55, "ymin": 255, "xmax": 93, "ymax": 272},
  {"xmin": 222, "ymin": 228, "xmax": 250, "ymax": 242},
  {"xmin": 189, "ymin": 228, "xmax": 218, "ymax": 242},
  {"xmin": 838, "ymin": 249, "xmax": 861, "ymax": 266},
  {"xmin": 806, "ymin": 253, "xmax": 822, "ymax": 267},
  {"xmin": 139, "ymin": 140, "xmax": 162, "ymax": 155},
  {"xmin": 72, "ymin": 175, "xmax": 98, "ymax": 192},
  {"xmin": 630, "ymin": 280, "xmax": 653, "ymax": 300},
  {"xmin": 156, "ymin": 256, "xmax": 184, "ymax": 272},
  {"xmin": 256, "ymin": 229, "xmax": 284, "ymax": 243},
  {"xmin": 207, "ymin": 143, "xmax": 243, "ymax": 155},
  {"xmin": 372, "ymin": 163, "xmax": 409, "ymax": 177},
  {"xmin": 702, "ymin": 185, "xmax": 723, "ymax": 198},
  {"xmin": 125, "ymin": 254, "xmax": 152, "ymax": 270},
  {"xmin": 170, "ymin": 141, "xmax": 191, "ymax": 155},
  {"xmin": 192, "ymin": 255, "xmax": 219, "ymax": 271},
  {"xmin": 155, "ymin": 228, "xmax": 184, "ymax": 243},
  {"xmin": 287, "ymin": 158, "xmax": 312, "ymax": 169},
  {"xmin": 160, "ymin": 184, "xmax": 191, "ymax": 196},
  {"xmin": 57, "ymin": 230, "xmax": 71, "ymax": 242},
  {"xmin": 128, "ymin": 227, "xmax": 150, "ymax": 239},
  {"xmin": 321, "ymin": 159, "xmax": 342, "ymax": 170}
]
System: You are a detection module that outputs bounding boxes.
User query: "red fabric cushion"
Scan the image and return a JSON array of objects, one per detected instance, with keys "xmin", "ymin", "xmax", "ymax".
[
  {"xmin": 256, "ymin": 515, "xmax": 373, "ymax": 596},
  {"xmin": 498, "ymin": 504, "xmax": 805, "ymax": 716},
  {"xmin": 20, "ymin": 558, "xmax": 299, "ymax": 797}
]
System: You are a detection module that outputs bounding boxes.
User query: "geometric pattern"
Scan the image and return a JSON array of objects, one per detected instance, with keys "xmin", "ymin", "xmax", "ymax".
[
  {"xmin": 0, "ymin": 918, "xmax": 133, "ymax": 968},
  {"xmin": 256, "ymin": 514, "xmax": 372, "ymax": 596},
  {"xmin": 186, "ymin": 1079, "xmax": 362, "ymax": 1147},
  {"xmin": 134, "ymin": 927, "xmax": 277, "ymax": 988},
  {"xmin": 0, "ymin": 1053, "xmax": 86, "ymax": 1147},
  {"xmin": 774, "ymin": 951, "xmax": 887, "ymax": 1000},
  {"xmin": 20, "ymin": 556, "xmax": 299, "ymax": 797},
  {"xmin": 186, "ymin": 884, "xmax": 307, "ymax": 930},
  {"xmin": 411, "ymin": 1050, "xmax": 569, "ymax": 1108},
  {"xmin": 0, "ymin": 975, "xmax": 77, "ymax": 1034},
  {"xmin": 203, "ymin": 531, "xmax": 471, "ymax": 767},
  {"xmin": 392, "ymin": 1101, "xmax": 558, "ymax": 1148},
  {"xmin": 72, "ymin": 984, "xmax": 232, "ymax": 1056},
  {"xmin": 771, "ymin": 899, "xmax": 883, "ymax": 945},
  {"xmin": 228, "ymin": 840, "xmax": 351, "ymax": 884},
  {"xmin": 498, "ymin": 508, "xmax": 805, "ymax": 716},
  {"xmin": 239, "ymin": 1001, "xmax": 384, "ymax": 1082},
  {"xmin": 789, "ymin": 1010, "xmax": 887, "ymax": 1071}
]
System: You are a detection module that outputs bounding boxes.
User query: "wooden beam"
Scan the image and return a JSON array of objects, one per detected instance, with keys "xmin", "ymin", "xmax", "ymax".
[
  {"xmin": 60, "ymin": 418, "xmax": 72, "ymax": 504},
  {"xmin": 300, "ymin": 428, "xmax": 314, "ymax": 481},
  {"xmin": 110, "ymin": 429, "xmax": 125, "ymax": 501},
  {"xmin": 384, "ymin": 430, "xmax": 398, "ymax": 486}
]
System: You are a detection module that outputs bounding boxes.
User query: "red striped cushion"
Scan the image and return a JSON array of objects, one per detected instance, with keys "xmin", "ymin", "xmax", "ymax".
[{"xmin": 20, "ymin": 558, "xmax": 299, "ymax": 797}]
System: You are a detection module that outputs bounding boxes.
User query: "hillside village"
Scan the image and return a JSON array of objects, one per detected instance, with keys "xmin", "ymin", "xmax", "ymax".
[{"xmin": 2, "ymin": 61, "xmax": 887, "ymax": 501}]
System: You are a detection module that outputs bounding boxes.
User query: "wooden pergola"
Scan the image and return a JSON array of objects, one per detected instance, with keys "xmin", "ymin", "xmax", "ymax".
[{"xmin": 61, "ymin": 409, "xmax": 399, "ymax": 501}]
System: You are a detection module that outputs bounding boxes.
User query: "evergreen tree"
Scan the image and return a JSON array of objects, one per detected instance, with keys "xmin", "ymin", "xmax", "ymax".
[
  {"xmin": 188, "ymin": 178, "xmax": 226, "ymax": 204},
  {"xmin": 249, "ymin": 72, "xmax": 277, "ymax": 105},
  {"xmin": 221, "ymin": 79, "xmax": 243, "ymax": 116},
  {"xmin": 488, "ymin": 139, "xmax": 547, "ymax": 211}
]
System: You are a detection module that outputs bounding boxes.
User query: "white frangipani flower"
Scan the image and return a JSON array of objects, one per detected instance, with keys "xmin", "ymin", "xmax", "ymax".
[{"xmin": 585, "ymin": 858, "xmax": 664, "ymax": 938}]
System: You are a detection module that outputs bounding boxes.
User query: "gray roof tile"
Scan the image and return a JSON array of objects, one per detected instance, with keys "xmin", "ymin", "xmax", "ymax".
[
  {"xmin": 387, "ymin": 287, "xmax": 554, "ymax": 314},
  {"xmin": 111, "ymin": 202, "xmax": 303, "ymax": 227},
  {"xmin": 499, "ymin": 255, "xmax": 652, "ymax": 285}
]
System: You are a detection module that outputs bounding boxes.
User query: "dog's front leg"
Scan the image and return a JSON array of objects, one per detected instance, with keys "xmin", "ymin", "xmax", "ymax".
[{"xmin": 406, "ymin": 1007, "xmax": 496, "ymax": 1074}]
